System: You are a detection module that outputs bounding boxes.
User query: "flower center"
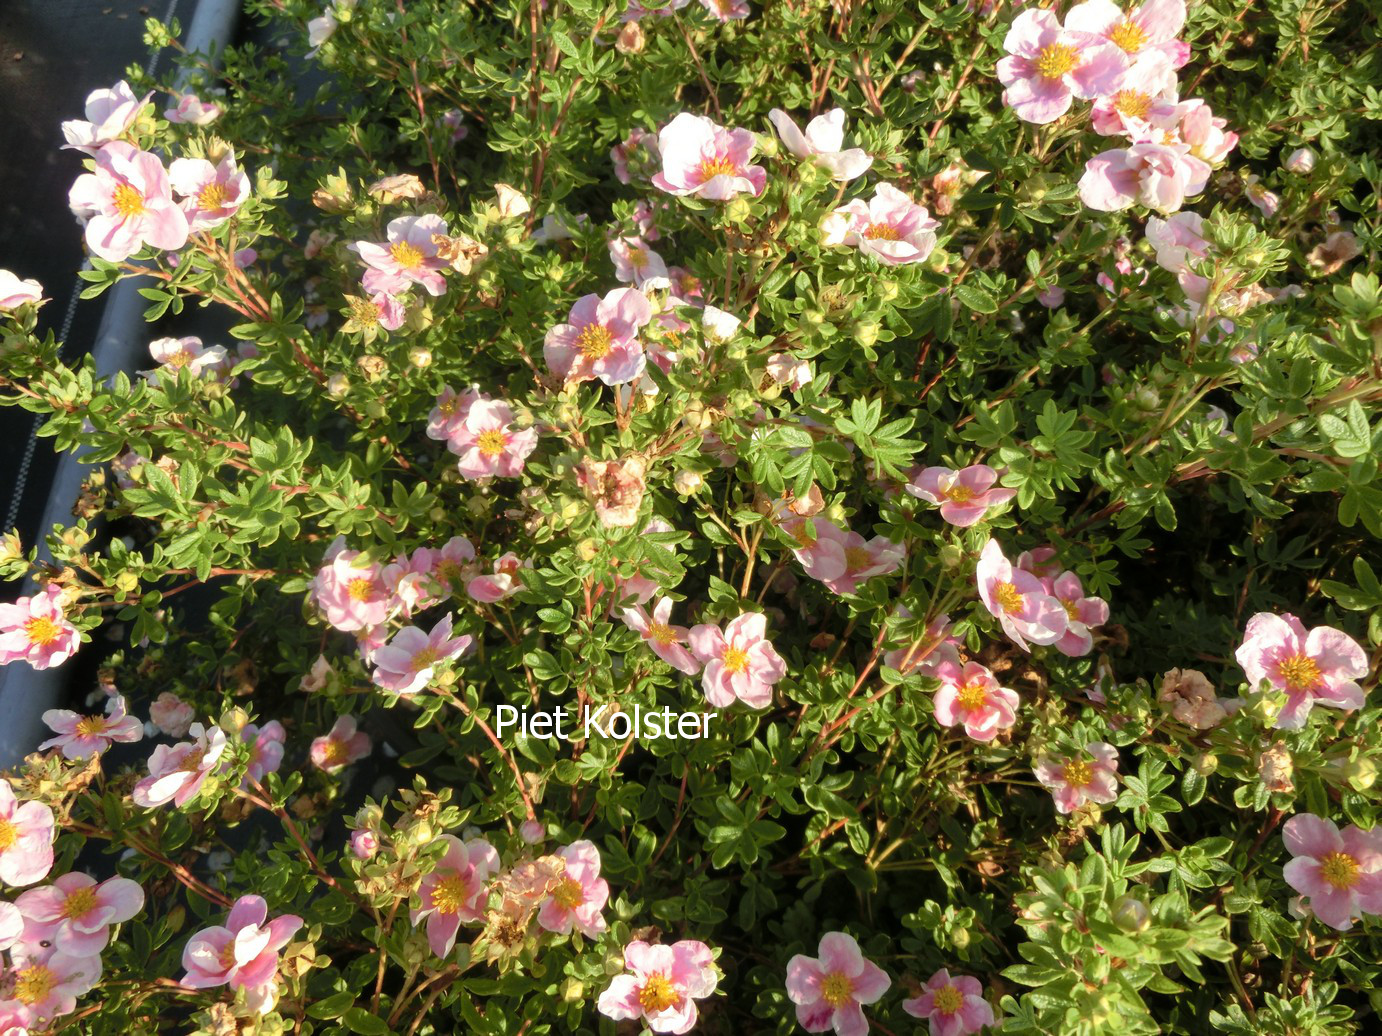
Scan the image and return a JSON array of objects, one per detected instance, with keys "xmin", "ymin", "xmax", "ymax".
[
  {"xmin": 723, "ymin": 645, "xmax": 750, "ymax": 674},
  {"xmin": 1278, "ymin": 653, "xmax": 1321, "ymax": 691},
  {"xmin": 390, "ymin": 241, "xmax": 425, "ymax": 270},
  {"xmin": 163, "ymin": 348, "xmax": 194, "ymax": 369},
  {"xmin": 112, "ymin": 182, "xmax": 145, "ymax": 218},
  {"xmin": 638, "ymin": 972, "xmax": 680, "ymax": 1013},
  {"xmin": 0, "ymin": 818, "xmax": 16, "ymax": 850},
  {"xmin": 180, "ymin": 747, "xmax": 208, "ymax": 774},
  {"xmin": 1108, "ymin": 19, "xmax": 1147, "ymax": 53},
  {"xmin": 1063, "ymin": 759, "xmax": 1093, "ymax": 787},
  {"xmin": 410, "ymin": 646, "xmax": 440, "ymax": 672},
  {"xmin": 552, "ymin": 876, "xmax": 584, "ymax": 909},
  {"xmin": 696, "ymin": 154, "xmax": 739, "ymax": 181},
  {"xmin": 943, "ymin": 484, "xmax": 975, "ymax": 503},
  {"xmin": 321, "ymin": 739, "xmax": 349, "ymax": 767},
  {"xmin": 995, "ymin": 581, "xmax": 1024, "ymax": 615},
  {"xmin": 347, "ymin": 577, "xmax": 377, "ymax": 602},
  {"xmin": 647, "ymin": 621, "xmax": 678, "ymax": 647},
  {"xmin": 819, "ymin": 970, "xmax": 854, "ymax": 1008},
  {"xmin": 933, "ymin": 983, "xmax": 964, "ymax": 1015},
  {"xmin": 862, "ymin": 222, "xmax": 900, "ymax": 241},
  {"xmin": 25, "ymin": 616, "xmax": 63, "ymax": 647},
  {"xmin": 1035, "ymin": 42, "xmax": 1080, "ymax": 80},
  {"xmin": 843, "ymin": 546, "xmax": 873, "ymax": 570},
  {"xmin": 60, "ymin": 886, "xmax": 99, "ymax": 920},
  {"xmin": 1319, "ymin": 851, "xmax": 1359, "ymax": 890},
  {"xmin": 1061, "ymin": 597, "xmax": 1081, "ymax": 621},
  {"xmin": 13, "ymin": 964, "xmax": 55, "ymax": 1005},
  {"xmin": 627, "ymin": 246, "xmax": 648, "ymax": 270},
  {"xmin": 476, "ymin": 429, "xmax": 508, "ymax": 457},
  {"xmin": 219, "ymin": 940, "xmax": 241, "ymax": 970},
  {"xmin": 956, "ymin": 681, "xmax": 988, "ymax": 711},
  {"xmin": 348, "ymin": 296, "xmax": 380, "ymax": 326},
  {"xmin": 1112, "ymin": 89, "xmax": 1152, "ymax": 118},
  {"xmin": 197, "ymin": 182, "xmax": 229, "ymax": 210},
  {"xmin": 577, "ymin": 324, "xmax": 614, "ymax": 360},
  {"xmin": 75, "ymin": 715, "xmax": 109, "ymax": 737},
  {"xmin": 437, "ymin": 560, "xmax": 466, "ymax": 588},
  {"xmin": 431, "ymin": 873, "xmax": 471, "ymax": 915}
]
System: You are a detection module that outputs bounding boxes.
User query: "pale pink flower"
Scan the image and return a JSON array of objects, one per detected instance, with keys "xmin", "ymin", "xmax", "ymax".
[
  {"xmin": 1034, "ymin": 742, "xmax": 1120, "ymax": 814},
  {"xmin": 149, "ymin": 692, "xmax": 195, "ymax": 738},
  {"xmin": 426, "ymin": 385, "xmax": 481, "ymax": 443},
  {"xmin": 310, "ymin": 540, "xmax": 394, "ymax": 632},
  {"xmin": 181, "ymin": 895, "xmax": 303, "ymax": 1015},
  {"xmin": 1243, "ymin": 175, "xmax": 1280, "ymax": 218},
  {"xmin": 239, "ymin": 720, "xmax": 286, "ymax": 786},
  {"xmin": 623, "ymin": 599, "xmax": 701, "ymax": 675},
  {"xmin": 61, "ymin": 80, "xmax": 149, "ymax": 151},
  {"xmin": 1078, "ymin": 141, "xmax": 1209, "ymax": 212},
  {"xmin": 145, "ymin": 335, "xmax": 230, "ymax": 380},
  {"xmin": 466, "ymin": 552, "xmax": 529, "ymax": 603},
  {"xmin": 883, "ymin": 611, "xmax": 963, "ymax": 678},
  {"xmin": 449, "ymin": 397, "xmax": 539, "ymax": 479},
  {"xmin": 933, "ymin": 660, "xmax": 1020, "ymax": 742},
  {"xmin": 1307, "ymin": 230, "xmax": 1362, "ymax": 275},
  {"xmin": 168, "ymin": 151, "xmax": 250, "ymax": 231},
  {"xmin": 577, "ymin": 455, "xmax": 649, "ymax": 528},
  {"xmin": 906, "ymin": 465, "xmax": 1015, "ymax": 527},
  {"xmin": 381, "ymin": 549, "xmax": 437, "ymax": 619},
  {"xmin": 411, "ymin": 834, "xmax": 500, "ymax": 958},
  {"xmin": 16, "ymin": 873, "xmax": 144, "ymax": 957},
  {"xmin": 975, "ymin": 539, "xmax": 1068, "ymax": 651},
  {"xmin": 767, "ymin": 352, "xmax": 812, "ymax": 390},
  {"xmin": 427, "ymin": 536, "xmax": 478, "ymax": 599},
  {"xmin": 349, "ymin": 214, "xmax": 450, "ymax": 296},
  {"xmin": 609, "ymin": 236, "xmax": 670, "ymax": 289},
  {"xmin": 1037, "ymin": 284, "xmax": 1065, "ymax": 307},
  {"xmin": 1088, "ymin": 52, "xmax": 1179, "ymax": 137},
  {"xmin": 1158, "ymin": 668, "xmax": 1232, "ymax": 729},
  {"xmin": 544, "ymin": 287, "xmax": 653, "ymax": 386},
  {"xmin": 652, "ymin": 112, "xmax": 766, "ymax": 201},
  {"xmin": 1176, "ymin": 100, "xmax": 1238, "ymax": 166},
  {"xmin": 132, "ymin": 723, "xmax": 227, "ymax": 809},
  {"xmin": 689, "ymin": 612, "xmax": 787, "ymax": 709},
  {"xmin": 768, "ymin": 108, "xmax": 873, "ymax": 182},
  {"xmin": 1284, "ymin": 147, "xmax": 1316, "ymax": 175},
  {"xmin": 0, "ymin": 781, "xmax": 54, "ymax": 887},
  {"xmin": 1234, "ymin": 613, "xmax": 1368, "ymax": 729},
  {"xmin": 785, "ymin": 931, "xmax": 890, "ymax": 1036},
  {"xmin": 632, "ymin": 199, "xmax": 662, "ymax": 240},
  {"xmin": 1064, "ymin": 0, "xmax": 1189, "ymax": 68},
  {"xmin": 822, "ymin": 183, "xmax": 939, "ymax": 266},
  {"xmin": 1048, "ymin": 571, "xmax": 1110, "ymax": 657},
  {"xmin": 0, "ymin": 271, "xmax": 44, "ymax": 312},
  {"xmin": 349, "ymin": 828, "xmax": 379, "ymax": 860},
  {"xmin": 309, "ymin": 715, "xmax": 371, "ymax": 773},
  {"xmin": 165, "ymin": 94, "xmax": 223, "ymax": 125},
  {"xmin": 371, "ymin": 615, "xmax": 473, "ymax": 695},
  {"xmin": 0, "ymin": 587, "xmax": 81, "ymax": 671},
  {"xmin": 996, "ymin": 9, "xmax": 1125, "ymax": 124},
  {"xmin": 807, "ymin": 522, "xmax": 905, "ymax": 596},
  {"xmin": 40, "ymin": 694, "xmax": 143, "ymax": 759},
  {"xmin": 537, "ymin": 840, "xmax": 609, "ymax": 938},
  {"xmin": 597, "ymin": 939, "xmax": 719, "ymax": 1034},
  {"xmin": 1280, "ymin": 814, "xmax": 1382, "ymax": 931},
  {"xmin": 1145, "ymin": 211, "xmax": 1210, "ymax": 302},
  {"xmin": 903, "ymin": 968, "xmax": 996, "ymax": 1036},
  {"xmin": 68, "ymin": 142, "xmax": 190, "ymax": 262},
  {"xmin": 442, "ymin": 108, "xmax": 468, "ymax": 142},
  {"xmin": 0, "ymin": 948, "xmax": 101, "ymax": 1026},
  {"xmin": 669, "ymin": 266, "xmax": 704, "ymax": 306},
  {"xmin": 0, "ymin": 901, "xmax": 22, "ymax": 951},
  {"xmin": 699, "ymin": 0, "xmax": 750, "ymax": 20},
  {"xmin": 611, "ymin": 127, "xmax": 659, "ymax": 181},
  {"xmin": 306, "ymin": 11, "xmax": 338, "ymax": 54}
]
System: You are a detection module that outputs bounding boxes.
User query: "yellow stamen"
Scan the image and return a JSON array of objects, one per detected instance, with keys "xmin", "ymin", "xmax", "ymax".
[
  {"xmin": 475, "ymin": 429, "xmax": 508, "ymax": 457},
  {"xmin": 75, "ymin": 715, "xmax": 109, "ymax": 737},
  {"xmin": 0, "ymin": 818, "xmax": 16, "ymax": 850},
  {"xmin": 410, "ymin": 647, "xmax": 439, "ymax": 673},
  {"xmin": 112, "ymin": 183, "xmax": 145, "ymax": 219},
  {"xmin": 1112, "ymin": 90, "xmax": 1152, "ymax": 118},
  {"xmin": 431, "ymin": 873, "xmax": 471, "ymax": 915},
  {"xmin": 956, "ymin": 681, "xmax": 988, "ymax": 711},
  {"xmin": 179, "ymin": 747, "xmax": 207, "ymax": 774},
  {"xmin": 723, "ymin": 646, "xmax": 750, "ymax": 674},
  {"xmin": 1063, "ymin": 759, "xmax": 1093, "ymax": 787},
  {"xmin": 862, "ymin": 222, "xmax": 900, "ymax": 240},
  {"xmin": 552, "ymin": 877, "xmax": 584, "ymax": 909},
  {"xmin": 843, "ymin": 546, "xmax": 873, "ymax": 570},
  {"xmin": 933, "ymin": 984, "xmax": 964, "ymax": 1015},
  {"xmin": 320, "ymin": 739, "xmax": 349, "ymax": 768},
  {"xmin": 995, "ymin": 582, "xmax": 1024, "ymax": 615},
  {"xmin": 696, "ymin": 155, "xmax": 739, "ymax": 181},
  {"xmin": 647, "ymin": 621, "xmax": 678, "ymax": 647},
  {"xmin": 1035, "ymin": 42, "xmax": 1081, "ymax": 80},
  {"xmin": 820, "ymin": 971, "xmax": 854, "ymax": 1008},
  {"xmin": 347, "ymin": 578, "xmax": 376, "ymax": 602},
  {"xmin": 13, "ymin": 964, "xmax": 56, "ymax": 1006},
  {"xmin": 638, "ymin": 972, "xmax": 680, "ymax": 1013},
  {"xmin": 390, "ymin": 241, "xmax": 425, "ymax": 270},
  {"xmin": 1319, "ymin": 851, "xmax": 1359, "ymax": 890},
  {"xmin": 1108, "ymin": 19, "xmax": 1147, "ymax": 54},
  {"xmin": 944, "ymin": 483, "xmax": 975, "ymax": 504},
  {"xmin": 25, "ymin": 616, "xmax": 63, "ymax": 647},
  {"xmin": 60, "ymin": 886, "xmax": 99, "ymax": 921},
  {"xmin": 197, "ymin": 182, "xmax": 228, "ymax": 210},
  {"xmin": 1278, "ymin": 653, "xmax": 1321, "ymax": 692},
  {"xmin": 576, "ymin": 324, "xmax": 614, "ymax": 360},
  {"xmin": 1062, "ymin": 598, "xmax": 1081, "ymax": 621}
]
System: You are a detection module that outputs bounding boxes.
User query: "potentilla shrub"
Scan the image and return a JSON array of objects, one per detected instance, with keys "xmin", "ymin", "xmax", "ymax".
[{"xmin": 0, "ymin": 0, "xmax": 1380, "ymax": 1032}]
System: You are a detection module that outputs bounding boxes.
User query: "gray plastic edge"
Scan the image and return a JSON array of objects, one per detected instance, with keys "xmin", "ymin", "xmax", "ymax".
[{"xmin": 0, "ymin": 0, "xmax": 243, "ymax": 769}]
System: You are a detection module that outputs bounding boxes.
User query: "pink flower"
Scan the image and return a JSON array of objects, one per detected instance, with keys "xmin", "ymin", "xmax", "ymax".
[
  {"xmin": 906, "ymin": 465, "xmax": 1015, "ymax": 527},
  {"xmin": 411, "ymin": 834, "xmax": 500, "ymax": 958},
  {"xmin": 996, "ymin": 9, "xmax": 1124, "ymax": 124},
  {"xmin": 168, "ymin": 151, "xmax": 250, "ymax": 231},
  {"xmin": 652, "ymin": 112, "xmax": 766, "ymax": 201},
  {"xmin": 612, "ymin": 127, "xmax": 659, "ymax": 181},
  {"xmin": 61, "ymin": 80, "xmax": 150, "ymax": 151},
  {"xmin": 148, "ymin": 692, "xmax": 195, "ymax": 737},
  {"xmin": 609, "ymin": 236, "xmax": 670, "ymax": 289},
  {"xmin": 39, "ymin": 694, "xmax": 143, "ymax": 759},
  {"xmin": 0, "ymin": 271, "xmax": 44, "ymax": 312},
  {"xmin": 448, "ymin": 397, "xmax": 539, "ymax": 479},
  {"xmin": 1048, "ymin": 571, "xmax": 1110, "ymax": 657},
  {"xmin": 688, "ymin": 612, "xmax": 787, "ymax": 709},
  {"xmin": 1284, "ymin": 147, "xmax": 1316, "ymax": 175},
  {"xmin": 309, "ymin": 715, "xmax": 371, "ymax": 773},
  {"xmin": 1088, "ymin": 52, "xmax": 1179, "ymax": 137},
  {"xmin": 0, "ymin": 947, "xmax": 101, "ymax": 1026},
  {"xmin": 597, "ymin": 939, "xmax": 719, "ymax": 1034},
  {"xmin": 466, "ymin": 552, "xmax": 529, "ymax": 603},
  {"xmin": 426, "ymin": 385, "xmax": 480, "ymax": 443},
  {"xmin": 767, "ymin": 352, "xmax": 812, "ymax": 390},
  {"xmin": 812, "ymin": 523, "xmax": 905, "ymax": 596},
  {"xmin": 1035, "ymin": 742, "xmax": 1120, "ymax": 814},
  {"xmin": 1280, "ymin": 814, "xmax": 1382, "ymax": 931},
  {"xmin": 933, "ymin": 661, "xmax": 1020, "ymax": 742},
  {"xmin": 1064, "ymin": 0, "xmax": 1189, "ymax": 68},
  {"xmin": 1176, "ymin": 99, "xmax": 1238, "ymax": 166},
  {"xmin": 822, "ymin": 183, "xmax": 939, "ymax": 266},
  {"xmin": 975, "ymin": 539, "xmax": 1068, "ymax": 651},
  {"xmin": 623, "ymin": 599, "xmax": 701, "ymax": 675},
  {"xmin": 132, "ymin": 723, "xmax": 227, "ymax": 809},
  {"xmin": 428, "ymin": 536, "xmax": 478, "ymax": 599},
  {"xmin": 1243, "ymin": 175, "xmax": 1280, "ymax": 218},
  {"xmin": 371, "ymin": 615, "xmax": 473, "ymax": 695},
  {"xmin": 785, "ymin": 931, "xmax": 890, "ymax": 1036},
  {"xmin": 768, "ymin": 108, "xmax": 873, "ymax": 182},
  {"xmin": 165, "ymin": 94, "xmax": 223, "ymax": 125},
  {"xmin": 1078, "ymin": 141, "xmax": 1210, "ymax": 213},
  {"xmin": 1234, "ymin": 613, "xmax": 1368, "ymax": 729},
  {"xmin": 1145, "ymin": 211, "xmax": 1210, "ymax": 302},
  {"xmin": 145, "ymin": 335, "xmax": 230, "ymax": 380},
  {"xmin": 240, "ymin": 721, "xmax": 286, "ymax": 786},
  {"xmin": 16, "ymin": 873, "xmax": 144, "ymax": 956},
  {"xmin": 181, "ymin": 895, "xmax": 303, "ymax": 1015},
  {"xmin": 699, "ymin": 0, "xmax": 750, "ymax": 20},
  {"xmin": 349, "ymin": 828, "xmax": 379, "ymax": 860},
  {"xmin": 0, "ymin": 587, "xmax": 81, "ymax": 671},
  {"xmin": 903, "ymin": 968, "xmax": 996, "ymax": 1036},
  {"xmin": 544, "ymin": 287, "xmax": 653, "ymax": 386},
  {"xmin": 0, "ymin": 781, "xmax": 54, "ymax": 887},
  {"xmin": 578, "ymin": 455, "xmax": 649, "ymax": 528},
  {"xmin": 349, "ymin": 214, "xmax": 450, "ymax": 296},
  {"xmin": 1037, "ymin": 284, "xmax": 1065, "ymax": 307},
  {"xmin": 68, "ymin": 142, "xmax": 190, "ymax": 262},
  {"xmin": 537, "ymin": 840, "xmax": 609, "ymax": 938},
  {"xmin": 310, "ymin": 539, "xmax": 394, "ymax": 632},
  {"xmin": 884, "ymin": 611, "xmax": 963, "ymax": 677}
]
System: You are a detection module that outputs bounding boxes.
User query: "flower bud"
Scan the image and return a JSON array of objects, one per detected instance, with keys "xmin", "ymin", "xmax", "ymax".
[
  {"xmin": 576, "ymin": 538, "xmax": 600, "ymax": 561},
  {"xmin": 520, "ymin": 819, "xmax": 544, "ymax": 844},
  {"xmin": 939, "ymin": 544, "xmax": 964, "ymax": 569},
  {"xmin": 408, "ymin": 346, "xmax": 433, "ymax": 369},
  {"xmin": 358, "ymin": 354, "xmax": 387, "ymax": 380},
  {"xmin": 1191, "ymin": 751, "xmax": 1218, "ymax": 776},
  {"xmin": 1113, "ymin": 896, "xmax": 1151, "ymax": 933},
  {"xmin": 877, "ymin": 279, "xmax": 899, "ymax": 302},
  {"xmin": 1283, "ymin": 147, "xmax": 1316, "ymax": 175},
  {"xmin": 950, "ymin": 927, "xmax": 971, "ymax": 950},
  {"xmin": 220, "ymin": 707, "xmax": 250, "ymax": 735},
  {"xmin": 494, "ymin": 183, "xmax": 531, "ymax": 220},
  {"xmin": 615, "ymin": 21, "xmax": 645, "ymax": 54},
  {"xmin": 114, "ymin": 570, "xmax": 140, "ymax": 594},
  {"xmin": 853, "ymin": 320, "xmax": 880, "ymax": 348},
  {"xmin": 326, "ymin": 373, "xmax": 350, "ymax": 397},
  {"xmin": 724, "ymin": 197, "xmax": 752, "ymax": 225},
  {"xmin": 674, "ymin": 470, "xmax": 705, "ymax": 496}
]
